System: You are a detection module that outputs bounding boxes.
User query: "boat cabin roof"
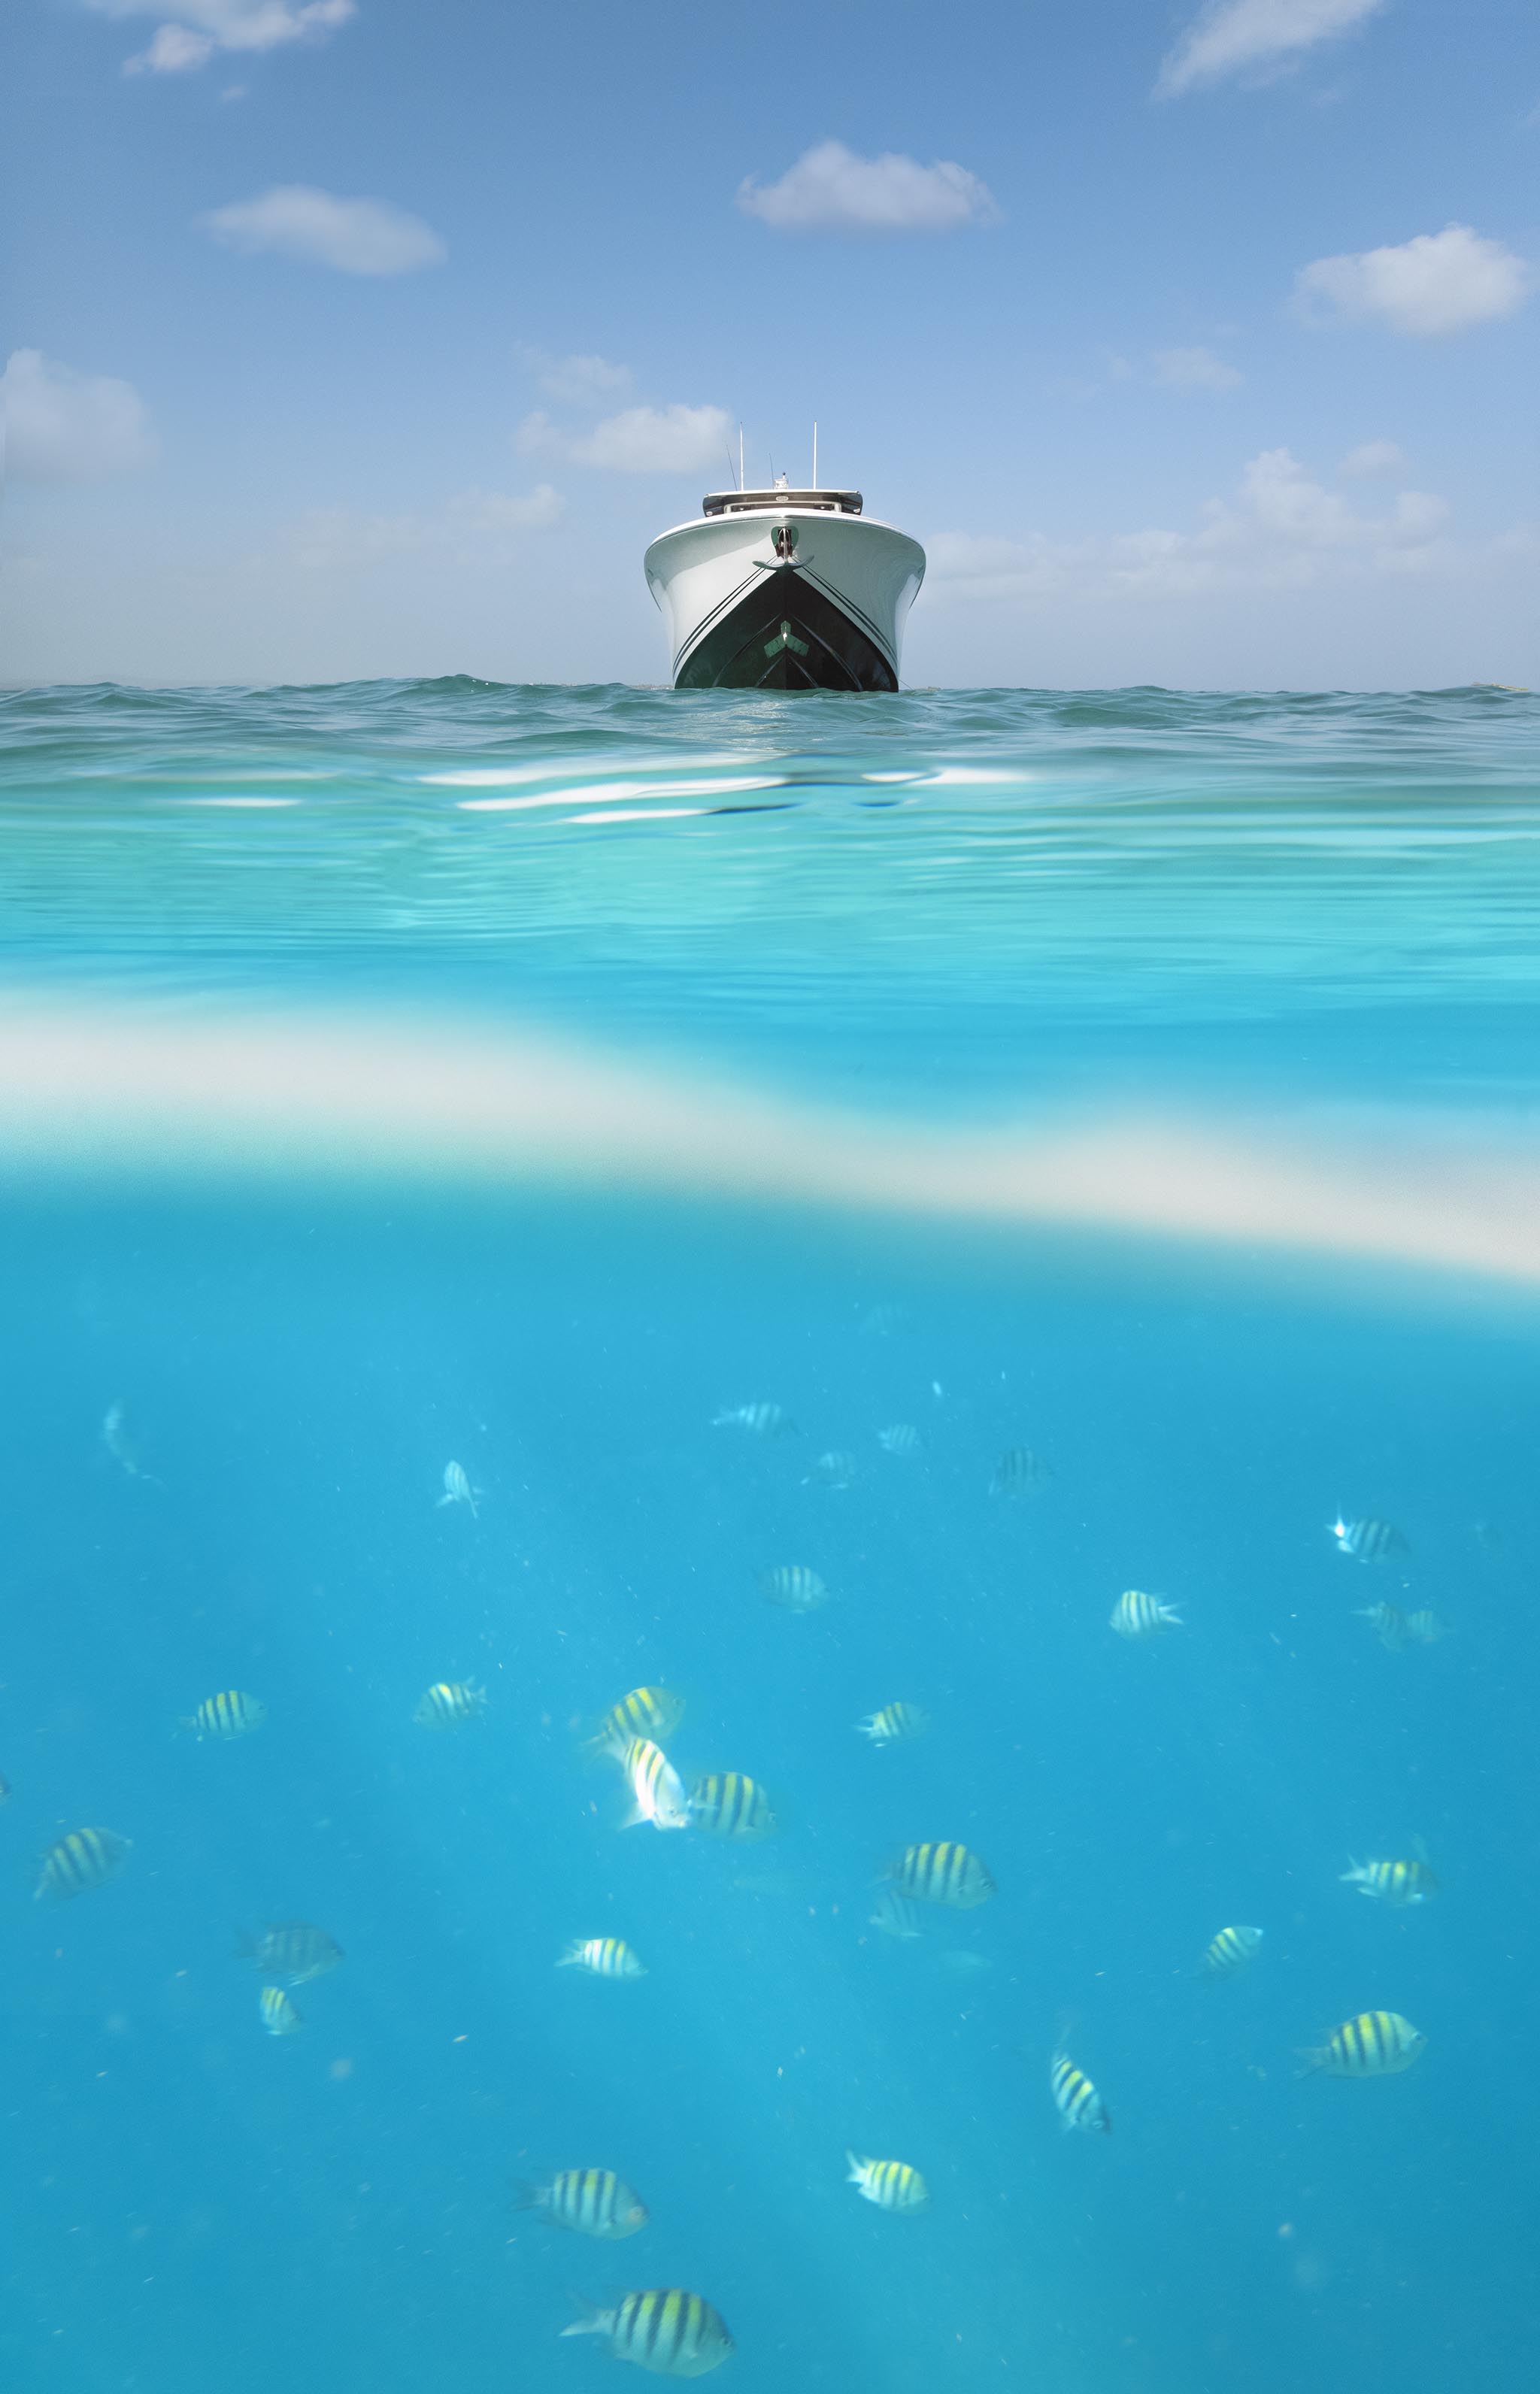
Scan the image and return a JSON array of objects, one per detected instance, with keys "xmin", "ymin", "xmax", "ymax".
[{"xmin": 703, "ymin": 487, "xmax": 862, "ymax": 517}]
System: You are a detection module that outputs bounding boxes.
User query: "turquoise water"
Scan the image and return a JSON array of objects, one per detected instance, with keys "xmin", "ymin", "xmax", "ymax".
[{"xmin": 2, "ymin": 680, "xmax": 1538, "ymax": 2393}]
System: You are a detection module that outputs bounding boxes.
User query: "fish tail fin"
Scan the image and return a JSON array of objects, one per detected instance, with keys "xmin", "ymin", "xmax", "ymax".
[
  {"xmin": 554, "ymin": 1944, "xmax": 581, "ymax": 1968},
  {"xmin": 1295, "ymin": 2045, "xmax": 1326, "ymax": 2079},
  {"xmin": 559, "ymin": 2297, "xmax": 611, "ymax": 2341},
  {"xmin": 435, "ymin": 1493, "xmax": 453, "ymax": 1508},
  {"xmin": 619, "ymin": 1802, "xmax": 648, "ymax": 1830},
  {"xmin": 845, "ymin": 2151, "xmax": 865, "ymax": 2182},
  {"xmin": 509, "ymin": 2180, "xmax": 545, "ymax": 2214}
]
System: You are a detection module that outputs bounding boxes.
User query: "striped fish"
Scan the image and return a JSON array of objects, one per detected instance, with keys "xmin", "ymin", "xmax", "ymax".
[
  {"xmin": 514, "ymin": 2167, "xmax": 648, "ymax": 2239},
  {"xmin": 259, "ymin": 1985, "xmax": 302, "ymax": 2037},
  {"xmin": 557, "ymin": 1937, "xmax": 646, "ymax": 1980},
  {"xmin": 413, "ymin": 1679, "xmax": 487, "ymax": 1729},
  {"xmin": 181, "ymin": 1689, "xmax": 267, "ymax": 1742},
  {"xmin": 808, "ymin": 1450, "xmax": 857, "ymax": 1489},
  {"xmin": 1340, "ymin": 1857, "xmax": 1439, "ymax": 1907},
  {"xmin": 238, "ymin": 1921, "xmax": 344, "ymax": 1983},
  {"xmin": 887, "ymin": 1841, "xmax": 996, "ymax": 1910},
  {"xmin": 1301, "ymin": 2010, "xmax": 1426, "ymax": 2077},
  {"xmin": 990, "ymin": 1447, "xmax": 1052, "ymax": 1497},
  {"xmin": 35, "ymin": 1826, "xmax": 131, "ymax": 1902},
  {"xmin": 560, "ymin": 2289, "xmax": 733, "ymax": 2377},
  {"xmin": 1356, "ymin": 1602, "xmax": 1407, "ymax": 1652},
  {"xmin": 619, "ymin": 1738, "xmax": 691, "ymax": 1831},
  {"xmin": 590, "ymin": 1686, "xmax": 685, "ymax": 1757},
  {"xmin": 689, "ymin": 1772, "xmax": 776, "ymax": 1840},
  {"xmin": 758, "ymin": 1564, "xmax": 829, "ymax": 1613},
  {"xmin": 1331, "ymin": 1516, "xmax": 1408, "ymax": 1561},
  {"xmin": 1405, "ymin": 1608, "xmax": 1450, "ymax": 1645},
  {"xmin": 1050, "ymin": 2049, "xmax": 1111, "ymax": 2134},
  {"xmin": 1110, "ymin": 1588, "xmax": 1183, "ymax": 1641},
  {"xmin": 869, "ymin": 1889, "xmax": 923, "ymax": 1940},
  {"xmin": 714, "ymin": 1402, "xmax": 795, "ymax": 1437},
  {"xmin": 1202, "ymin": 1925, "xmax": 1265, "ymax": 1980},
  {"xmin": 878, "ymin": 1423, "xmax": 923, "ymax": 1456},
  {"xmin": 846, "ymin": 2151, "xmax": 929, "ymax": 2212},
  {"xmin": 437, "ymin": 1459, "xmax": 480, "ymax": 1516},
  {"xmin": 857, "ymin": 1702, "xmax": 928, "ymax": 1746}
]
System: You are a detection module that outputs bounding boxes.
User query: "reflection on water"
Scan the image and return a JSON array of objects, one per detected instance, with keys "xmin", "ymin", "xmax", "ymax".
[{"xmin": 1, "ymin": 682, "xmax": 1537, "ymax": 2394}]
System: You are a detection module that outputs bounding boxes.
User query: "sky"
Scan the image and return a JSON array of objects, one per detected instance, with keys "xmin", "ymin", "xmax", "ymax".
[{"xmin": 2, "ymin": 0, "xmax": 1537, "ymax": 689}]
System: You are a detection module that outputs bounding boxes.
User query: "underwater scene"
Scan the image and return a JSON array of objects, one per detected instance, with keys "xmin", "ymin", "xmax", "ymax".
[{"xmin": 2, "ymin": 680, "xmax": 1538, "ymax": 2394}]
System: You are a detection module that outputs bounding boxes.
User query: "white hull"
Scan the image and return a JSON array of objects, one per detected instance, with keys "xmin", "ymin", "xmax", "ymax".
[{"xmin": 644, "ymin": 500, "xmax": 925, "ymax": 692}]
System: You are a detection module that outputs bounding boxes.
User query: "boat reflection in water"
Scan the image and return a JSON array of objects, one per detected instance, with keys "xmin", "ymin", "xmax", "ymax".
[{"xmin": 644, "ymin": 474, "xmax": 925, "ymax": 692}]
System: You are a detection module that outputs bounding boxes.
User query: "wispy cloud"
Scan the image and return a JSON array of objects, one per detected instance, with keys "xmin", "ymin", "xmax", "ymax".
[
  {"xmin": 517, "ymin": 350, "xmax": 632, "ymax": 406},
  {"xmin": 1294, "ymin": 223, "xmax": 1532, "ymax": 336},
  {"xmin": 1157, "ymin": 0, "xmax": 1387, "ymax": 99},
  {"xmin": 1, "ymin": 349, "xmax": 156, "ymax": 482},
  {"xmin": 89, "ymin": 0, "xmax": 355, "ymax": 76},
  {"xmin": 928, "ymin": 448, "xmax": 1451, "ymax": 605},
  {"xmin": 518, "ymin": 402, "xmax": 733, "ymax": 474},
  {"xmin": 202, "ymin": 186, "xmax": 447, "ymax": 276},
  {"xmin": 277, "ymin": 485, "xmax": 562, "ymax": 572},
  {"xmin": 1152, "ymin": 345, "xmax": 1244, "ymax": 389},
  {"xmin": 1339, "ymin": 440, "xmax": 1408, "ymax": 477},
  {"xmin": 737, "ymin": 140, "xmax": 999, "ymax": 234}
]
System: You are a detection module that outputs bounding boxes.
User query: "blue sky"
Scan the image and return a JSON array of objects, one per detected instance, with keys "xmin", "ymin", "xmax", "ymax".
[{"xmin": 2, "ymin": 0, "xmax": 1536, "ymax": 686}]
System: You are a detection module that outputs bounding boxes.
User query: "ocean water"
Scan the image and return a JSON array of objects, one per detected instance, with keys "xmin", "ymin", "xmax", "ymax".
[{"xmin": 2, "ymin": 679, "xmax": 1538, "ymax": 2394}]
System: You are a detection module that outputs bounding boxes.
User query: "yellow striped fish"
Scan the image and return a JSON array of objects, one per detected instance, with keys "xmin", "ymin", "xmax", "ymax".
[
  {"xmin": 238, "ymin": 1921, "xmax": 344, "ymax": 1982},
  {"xmin": 1331, "ymin": 1515, "xmax": 1409, "ymax": 1560},
  {"xmin": 557, "ymin": 1937, "xmax": 646, "ymax": 1980},
  {"xmin": 714, "ymin": 1402, "xmax": 795, "ymax": 1437},
  {"xmin": 181, "ymin": 1689, "xmax": 267, "ymax": 1741},
  {"xmin": 514, "ymin": 2167, "xmax": 648, "ymax": 2238},
  {"xmin": 990, "ymin": 1447, "xmax": 1052, "ymax": 1497},
  {"xmin": 1340, "ymin": 1857, "xmax": 1439, "ymax": 1906},
  {"xmin": 758, "ymin": 1564, "xmax": 829, "ymax": 1613},
  {"xmin": 846, "ymin": 2152, "xmax": 929, "ymax": 2212},
  {"xmin": 1300, "ymin": 2010, "xmax": 1426, "ymax": 2077},
  {"xmin": 1110, "ymin": 1588, "xmax": 1183, "ymax": 1640},
  {"xmin": 878, "ymin": 1423, "xmax": 923, "ymax": 1456},
  {"xmin": 618, "ymin": 1738, "xmax": 691, "ymax": 1831},
  {"xmin": 560, "ymin": 2289, "xmax": 734, "ymax": 2377},
  {"xmin": 689, "ymin": 1772, "xmax": 776, "ymax": 1840},
  {"xmin": 35, "ymin": 1826, "xmax": 131, "ymax": 1902},
  {"xmin": 1405, "ymin": 1608, "xmax": 1450, "ymax": 1645},
  {"xmin": 1050, "ymin": 2049, "xmax": 1111, "ymax": 2134},
  {"xmin": 886, "ymin": 1841, "xmax": 996, "ymax": 1909},
  {"xmin": 856, "ymin": 1702, "xmax": 928, "ymax": 1745},
  {"xmin": 259, "ymin": 1985, "xmax": 302, "ymax": 2037},
  {"xmin": 413, "ymin": 1679, "xmax": 487, "ymax": 1729},
  {"xmin": 869, "ymin": 1889, "xmax": 923, "ymax": 1940},
  {"xmin": 589, "ymin": 1686, "xmax": 685, "ymax": 1757},
  {"xmin": 1356, "ymin": 1602, "xmax": 1407, "ymax": 1651},
  {"xmin": 1201, "ymin": 1925, "xmax": 1265, "ymax": 1980}
]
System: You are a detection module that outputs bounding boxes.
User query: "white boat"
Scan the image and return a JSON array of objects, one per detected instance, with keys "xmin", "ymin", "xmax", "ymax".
[{"xmin": 644, "ymin": 474, "xmax": 925, "ymax": 692}]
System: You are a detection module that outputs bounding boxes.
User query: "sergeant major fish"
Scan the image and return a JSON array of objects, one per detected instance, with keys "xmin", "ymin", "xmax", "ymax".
[
  {"xmin": 807, "ymin": 1450, "xmax": 857, "ymax": 1489},
  {"xmin": 856, "ymin": 1702, "xmax": 928, "ymax": 1745},
  {"xmin": 558, "ymin": 1937, "xmax": 646, "ymax": 1980},
  {"xmin": 878, "ymin": 1423, "xmax": 923, "ymax": 1457},
  {"xmin": 1331, "ymin": 1515, "xmax": 1408, "ymax": 1561},
  {"xmin": 259, "ymin": 1985, "xmax": 302, "ymax": 2037},
  {"xmin": 1299, "ymin": 2010, "xmax": 1426, "ymax": 2077},
  {"xmin": 560, "ymin": 2289, "xmax": 733, "ymax": 2378},
  {"xmin": 1110, "ymin": 1588, "xmax": 1183, "ymax": 1641},
  {"xmin": 437, "ymin": 1460, "xmax": 480, "ymax": 1516},
  {"xmin": 181, "ymin": 1689, "xmax": 267, "ymax": 1742},
  {"xmin": 1356, "ymin": 1602, "xmax": 1407, "ymax": 1652},
  {"xmin": 846, "ymin": 2152, "xmax": 929, "ymax": 2212},
  {"xmin": 514, "ymin": 2167, "xmax": 648, "ymax": 2239},
  {"xmin": 35, "ymin": 1826, "xmax": 131, "ymax": 1902},
  {"xmin": 237, "ymin": 1921, "xmax": 344, "ymax": 1983},
  {"xmin": 990, "ymin": 1447, "xmax": 1052, "ymax": 1497},
  {"xmin": 869, "ymin": 1890, "xmax": 923, "ymax": 1940},
  {"xmin": 885, "ymin": 1841, "xmax": 996, "ymax": 1910},
  {"xmin": 414, "ymin": 1680, "xmax": 487, "ymax": 1729},
  {"xmin": 689, "ymin": 1772, "xmax": 776, "ymax": 1841},
  {"xmin": 1201, "ymin": 1925, "xmax": 1264, "ymax": 1980},
  {"xmin": 1050, "ymin": 2048, "xmax": 1111, "ymax": 2134},
  {"xmin": 713, "ymin": 1402, "xmax": 795, "ymax": 1437},
  {"xmin": 758, "ymin": 1564, "xmax": 829, "ymax": 1613},
  {"xmin": 1340, "ymin": 1857, "xmax": 1439, "ymax": 1906},
  {"xmin": 618, "ymin": 1738, "xmax": 691, "ymax": 1831}
]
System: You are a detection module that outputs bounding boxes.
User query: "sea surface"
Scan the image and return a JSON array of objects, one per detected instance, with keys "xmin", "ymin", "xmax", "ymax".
[{"xmin": 1, "ymin": 679, "xmax": 1538, "ymax": 2394}]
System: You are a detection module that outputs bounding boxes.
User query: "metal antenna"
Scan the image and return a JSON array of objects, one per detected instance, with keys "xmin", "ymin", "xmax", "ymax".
[{"xmin": 725, "ymin": 444, "xmax": 736, "ymax": 489}]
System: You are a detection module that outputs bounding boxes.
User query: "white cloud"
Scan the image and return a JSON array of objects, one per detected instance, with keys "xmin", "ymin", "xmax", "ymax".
[
  {"xmin": 928, "ymin": 448, "xmax": 1452, "ymax": 605},
  {"xmin": 1340, "ymin": 439, "xmax": 1408, "ymax": 477},
  {"xmin": 278, "ymin": 485, "xmax": 562, "ymax": 571},
  {"xmin": 518, "ymin": 350, "xmax": 633, "ymax": 406},
  {"xmin": 519, "ymin": 402, "xmax": 733, "ymax": 474},
  {"xmin": 737, "ymin": 139, "xmax": 999, "ymax": 234},
  {"xmin": 1295, "ymin": 223, "xmax": 1532, "ymax": 336},
  {"xmin": 1157, "ymin": 0, "xmax": 1387, "ymax": 98},
  {"xmin": 91, "ymin": 1, "xmax": 353, "ymax": 75},
  {"xmin": 1152, "ymin": 345, "xmax": 1244, "ymax": 389},
  {"xmin": 1, "ymin": 349, "xmax": 156, "ymax": 482},
  {"xmin": 202, "ymin": 186, "xmax": 447, "ymax": 276}
]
